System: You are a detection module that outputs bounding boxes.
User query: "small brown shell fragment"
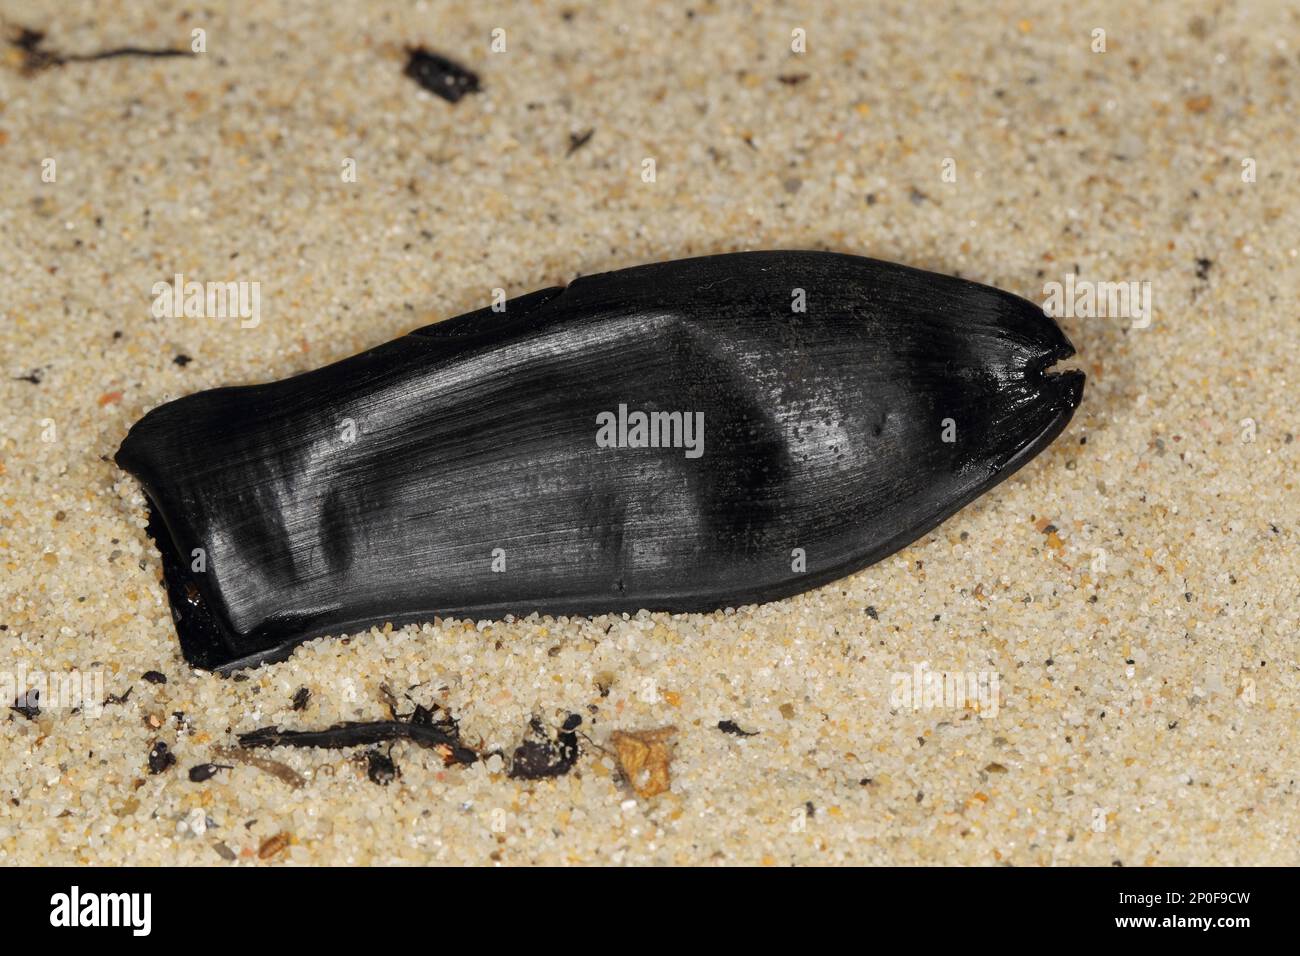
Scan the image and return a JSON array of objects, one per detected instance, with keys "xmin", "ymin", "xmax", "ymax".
[
  {"xmin": 257, "ymin": 831, "xmax": 290, "ymax": 860},
  {"xmin": 610, "ymin": 726, "xmax": 678, "ymax": 798}
]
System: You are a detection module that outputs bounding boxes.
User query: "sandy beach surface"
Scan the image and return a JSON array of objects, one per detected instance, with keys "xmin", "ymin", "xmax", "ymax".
[{"xmin": 1, "ymin": 0, "xmax": 1296, "ymax": 865}]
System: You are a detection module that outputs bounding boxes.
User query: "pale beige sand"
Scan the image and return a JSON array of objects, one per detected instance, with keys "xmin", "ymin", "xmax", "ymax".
[{"xmin": 1, "ymin": 0, "xmax": 1296, "ymax": 865}]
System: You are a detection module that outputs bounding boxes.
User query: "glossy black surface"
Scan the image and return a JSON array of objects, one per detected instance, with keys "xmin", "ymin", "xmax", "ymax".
[{"xmin": 116, "ymin": 251, "xmax": 1084, "ymax": 672}]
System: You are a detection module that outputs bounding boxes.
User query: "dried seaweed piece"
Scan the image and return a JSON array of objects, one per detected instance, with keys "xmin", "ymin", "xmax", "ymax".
[
  {"xmin": 239, "ymin": 701, "xmax": 478, "ymax": 766},
  {"xmin": 508, "ymin": 714, "xmax": 582, "ymax": 779},
  {"xmin": 365, "ymin": 748, "xmax": 399, "ymax": 785},
  {"xmin": 9, "ymin": 689, "xmax": 40, "ymax": 721},
  {"xmin": 239, "ymin": 719, "xmax": 477, "ymax": 765},
  {"xmin": 403, "ymin": 47, "xmax": 480, "ymax": 102},
  {"xmin": 717, "ymin": 719, "xmax": 758, "ymax": 737},
  {"xmin": 9, "ymin": 26, "xmax": 191, "ymax": 76},
  {"xmin": 116, "ymin": 251, "xmax": 1083, "ymax": 672},
  {"xmin": 103, "ymin": 687, "xmax": 132, "ymax": 706},
  {"xmin": 10, "ymin": 27, "xmax": 59, "ymax": 73},
  {"xmin": 567, "ymin": 128, "xmax": 595, "ymax": 155},
  {"xmin": 147, "ymin": 741, "xmax": 176, "ymax": 774}
]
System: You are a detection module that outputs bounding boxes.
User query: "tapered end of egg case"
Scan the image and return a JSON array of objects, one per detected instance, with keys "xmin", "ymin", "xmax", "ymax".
[
  {"xmin": 1015, "ymin": 292, "xmax": 1085, "ymax": 429},
  {"xmin": 117, "ymin": 251, "xmax": 1084, "ymax": 673},
  {"xmin": 963, "ymin": 287, "xmax": 1084, "ymax": 490}
]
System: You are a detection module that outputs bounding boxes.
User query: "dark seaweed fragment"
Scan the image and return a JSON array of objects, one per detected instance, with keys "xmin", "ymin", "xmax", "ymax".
[
  {"xmin": 9, "ymin": 26, "xmax": 191, "ymax": 76},
  {"xmin": 148, "ymin": 741, "xmax": 176, "ymax": 774},
  {"xmin": 291, "ymin": 687, "xmax": 310, "ymax": 711},
  {"xmin": 240, "ymin": 701, "xmax": 478, "ymax": 766},
  {"xmin": 239, "ymin": 721, "xmax": 474, "ymax": 764},
  {"xmin": 10, "ymin": 691, "xmax": 40, "ymax": 721},
  {"xmin": 717, "ymin": 719, "xmax": 758, "ymax": 737},
  {"xmin": 403, "ymin": 47, "xmax": 480, "ymax": 102},
  {"xmin": 10, "ymin": 27, "xmax": 59, "ymax": 72},
  {"xmin": 365, "ymin": 749, "xmax": 399, "ymax": 785},
  {"xmin": 508, "ymin": 714, "xmax": 582, "ymax": 779},
  {"xmin": 567, "ymin": 128, "xmax": 595, "ymax": 155}
]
